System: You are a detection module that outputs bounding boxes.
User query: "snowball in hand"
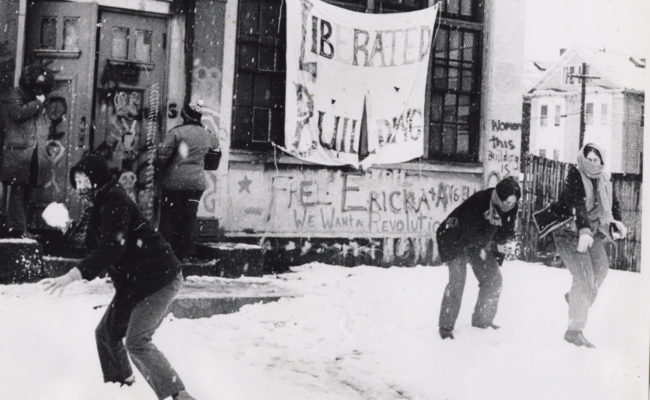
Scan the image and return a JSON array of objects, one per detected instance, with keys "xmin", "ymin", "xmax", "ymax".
[{"xmin": 42, "ymin": 202, "xmax": 71, "ymax": 230}]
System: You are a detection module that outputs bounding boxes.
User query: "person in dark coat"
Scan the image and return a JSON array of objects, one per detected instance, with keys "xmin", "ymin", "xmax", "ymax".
[
  {"xmin": 44, "ymin": 153, "xmax": 197, "ymax": 400},
  {"xmin": 156, "ymin": 101, "xmax": 219, "ymax": 260},
  {"xmin": 436, "ymin": 176, "xmax": 521, "ymax": 340},
  {"xmin": 0, "ymin": 63, "xmax": 54, "ymax": 237},
  {"xmin": 549, "ymin": 143, "xmax": 626, "ymax": 348}
]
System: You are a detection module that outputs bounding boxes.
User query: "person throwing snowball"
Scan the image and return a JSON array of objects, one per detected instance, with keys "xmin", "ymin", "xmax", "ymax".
[
  {"xmin": 43, "ymin": 153, "xmax": 197, "ymax": 400},
  {"xmin": 436, "ymin": 176, "xmax": 521, "ymax": 340}
]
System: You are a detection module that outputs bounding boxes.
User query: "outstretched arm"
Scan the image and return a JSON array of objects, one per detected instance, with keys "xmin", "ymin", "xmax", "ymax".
[{"xmin": 43, "ymin": 267, "xmax": 82, "ymax": 296}]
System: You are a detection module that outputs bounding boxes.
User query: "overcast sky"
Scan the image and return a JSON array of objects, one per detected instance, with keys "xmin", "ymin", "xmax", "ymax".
[{"xmin": 524, "ymin": 0, "xmax": 650, "ymax": 61}]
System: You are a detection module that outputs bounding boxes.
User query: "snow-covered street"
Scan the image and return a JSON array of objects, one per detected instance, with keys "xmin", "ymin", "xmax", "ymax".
[{"xmin": 0, "ymin": 261, "xmax": 647, "ymax": 400}]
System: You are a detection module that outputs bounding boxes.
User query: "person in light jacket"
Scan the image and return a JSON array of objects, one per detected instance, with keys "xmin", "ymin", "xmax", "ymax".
[
  {"xmin": 436, "ymin": 177, "xmax": 521, "ymax": 340},
  {"xmin": 549, "ymin": 143, "xmax": 627, "ymax": 348},
  {"xmin": 44, "ymin": 153, "xmax": 198, "ymax": 400},
  {"xmin": 156, "ymin": 101, "xmax": 219, "ymax": 260}
]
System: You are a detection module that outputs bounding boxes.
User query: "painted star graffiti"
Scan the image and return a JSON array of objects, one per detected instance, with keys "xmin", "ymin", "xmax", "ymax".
[{"xmin": 238, "ymin": 175, "xmax": 252, "ymax": 193}]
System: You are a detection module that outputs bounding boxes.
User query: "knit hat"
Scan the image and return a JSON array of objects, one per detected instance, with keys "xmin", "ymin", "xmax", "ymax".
[
  {"xmin": 19, "ymin": 63, "xmax": 56, "ymax": 96},
  {"xmin": 69, "ymin": 153, "xmax": 113, "ymax": 190},
  {"xmin": 495, "ymin": 176, "xmax": 521, "ymax": 202},
  {"xmin": 181, "ymin": 101, "xmax": 203, "ymax": 123}
]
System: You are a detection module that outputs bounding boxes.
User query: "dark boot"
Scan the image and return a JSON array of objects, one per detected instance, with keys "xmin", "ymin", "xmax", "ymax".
[
  {"xmin": 564, "ymin": 330, "xmax": 595, "ymax": 348},
  {"xmin": 472, "ymin": 321, "xmax": 501, "ymax": 330},
  {"xmin": 120, "ymin": 375, "xmax": 135, "ymax": 387},
  {"xmin": 173, "ymin": 390, "xmax": 197, "ymax": 400},
  {"xmin": 439, "ymin": 327, "xmax": 455, "ymax": 340}
]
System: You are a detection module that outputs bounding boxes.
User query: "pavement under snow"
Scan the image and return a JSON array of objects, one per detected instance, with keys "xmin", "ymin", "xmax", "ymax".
[{"xmin": 0, "ymin": 260, "xmax": 647, "ymax": 400}]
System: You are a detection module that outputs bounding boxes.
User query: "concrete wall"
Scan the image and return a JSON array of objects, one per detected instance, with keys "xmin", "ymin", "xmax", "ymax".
[
  {"xmin": 480, "ymin": 0, "xmax": 526, "ymax": 186},
  {"xmin": 190, "ymin": 0, "xmax": 230, "ymax": 223},
  {"xmin": 217, "ymin": 164, "xmax": 481, "ymax": 237}
]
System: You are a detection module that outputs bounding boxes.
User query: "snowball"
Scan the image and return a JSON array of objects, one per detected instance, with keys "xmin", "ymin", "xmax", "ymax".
[
  {"xmin": 41, "ymin": 202, "xmax": 71, "ymax": 230},
  {"xmin": 178, "ymin": 141, "xmax": 189, "ymax": 159}
]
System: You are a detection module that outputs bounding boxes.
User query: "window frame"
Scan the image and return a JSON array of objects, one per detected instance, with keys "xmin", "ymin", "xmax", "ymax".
[
  {"xmin": 554, "ymin": 104, "xmax": 561, "ymax": 126},
  {"xmin": 540, "ymin": 105, "xmax": 548, "ymax": 127},
  {"xmin": 230, "ymin": 0, "xmax": 484, "ymax": 163},
  {"xmin": 585, "ymin": 102, "xmax": 594, "ymax": 126}
]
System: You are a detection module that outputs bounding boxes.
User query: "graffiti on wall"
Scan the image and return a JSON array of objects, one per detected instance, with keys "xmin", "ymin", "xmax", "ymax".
[
  {"xmin": 94, "ymin": 84, "xmax": 159, "ymax": 219},
  {"xmin": 198, "ymin": 105, "xmax": 228, "ymax": 215},
  {"xmin": 192, "ymin": 61, "xmax": 222, "ymax": 106},
  {"xmin": 222, "ymin": 168, "xmax": 480, "ymax": 237},
  {"xmin": 486, "ymin": 119, "xmax": 521, "ymax": 187},
  {"xmin": 42, "ymin": 95, "xmax": 68, "ymax": 196}
]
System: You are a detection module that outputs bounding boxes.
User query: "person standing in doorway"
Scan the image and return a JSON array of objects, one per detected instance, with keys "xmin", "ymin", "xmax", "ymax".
[
  {"xmin": 43, "ymin": 153, "xmax": 198, "ymax": 400},
  {"xmin": 0, "ymin": 63, "xmax": 54, "ymax": 237},
  {"xmin": 156, "ymin": 101, "xmax": 219, "ymax": 261},
  {"xmin": 549, "ymin": 143, "xmax": 627, "ymax": 348},
  {"xmin": 436, "ymin": 176, "xmax": 521, "ymax": 340}
]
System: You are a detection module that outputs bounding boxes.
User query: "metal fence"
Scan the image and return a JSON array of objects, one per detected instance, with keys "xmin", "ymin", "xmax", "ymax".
[{"xmin": 519, "ymin": 154, "xmax": 642, "ymax": 272}]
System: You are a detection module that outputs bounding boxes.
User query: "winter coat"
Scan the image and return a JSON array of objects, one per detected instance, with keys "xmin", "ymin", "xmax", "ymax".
[
  {"xmin": 70, "ymin": 154, "xmax": 181, "ymax": 307},
  {"xmin": 156, "ymin": 123, "xmax": 219, "ymax": 191},
  {"xmin": 549, "ymin": 165, "xmax": 621, "ymax": 235},
  {"xmin": 0, "ymin": 87, "xmax": 46, "ymax": 185},
  {"xmin": 436, "ymin": 188, "xmax": 518, "ymax": 263}
]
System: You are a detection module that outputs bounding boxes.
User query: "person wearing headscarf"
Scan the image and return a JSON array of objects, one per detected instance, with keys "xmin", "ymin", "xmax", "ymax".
[
  {"xmin": 43, "ymin": 153, "xmax": 198, "ymax": 400},
  {"xmin": 549, "ymin": 143, "xmax": 626, "ymax": 348},
  {"xmin": 436, "ymin": 176, "xmax": 521, "ymax": 339},
  {"xmin": 0, "ymin": 63, "xmax": 55, "ymax": 237},
  {"xmin": 156, "ymin": 101, "xmax": 220, "ymax": 261}
]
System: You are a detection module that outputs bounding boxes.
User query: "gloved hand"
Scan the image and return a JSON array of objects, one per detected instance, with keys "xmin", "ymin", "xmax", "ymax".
[
  {"xmin": 479, "ymin": 248, "xmax": 487, "ymax": 261},
  {"xmin": 576, "ymin": 233, "xmax": 594, "ymax": 253},
  {"xmin": 36, "ymin": 94, "xmax": 46, "ymax": 103},
  {"xmin": 611, "ymin": 220, "xmax": 628, "ymax": 239}
]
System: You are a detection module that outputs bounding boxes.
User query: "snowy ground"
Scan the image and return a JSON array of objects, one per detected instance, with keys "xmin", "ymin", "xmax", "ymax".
[{"xmin": 0, "ymin": 260, "xmax": 647, "ymax": 400}]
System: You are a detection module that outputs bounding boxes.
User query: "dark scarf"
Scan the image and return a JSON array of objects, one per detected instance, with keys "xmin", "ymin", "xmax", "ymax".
[{"xmin": 484, "ymin": 188, "xmax": 515, "ymax": 226}]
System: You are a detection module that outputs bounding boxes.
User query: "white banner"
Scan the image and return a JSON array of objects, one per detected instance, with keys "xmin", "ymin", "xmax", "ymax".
[{"xmin": 284, "ymin": 0, "xmax": 438, "ymax": 168}]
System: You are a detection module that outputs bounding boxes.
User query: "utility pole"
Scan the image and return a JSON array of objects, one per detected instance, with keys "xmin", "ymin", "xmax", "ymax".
[{"xmin": 569, "ymin": 63, "xmax": 600, "ymax": 148}]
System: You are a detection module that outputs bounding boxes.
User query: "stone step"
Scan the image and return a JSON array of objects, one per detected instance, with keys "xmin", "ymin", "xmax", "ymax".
[
  {"xmin": 193, "ymin": 242, "xmax": 264, "ymax": 278},
  {"xmin": 170, "ymin": 296, "xmax": 283, "ymax": 319},
  {"xmin": 2, "ymin": 241, "xmax": 265, "ymax": 283},
  {"xmin": 170, "ymin": 277, "xmax": 295, "ymax": 318}
]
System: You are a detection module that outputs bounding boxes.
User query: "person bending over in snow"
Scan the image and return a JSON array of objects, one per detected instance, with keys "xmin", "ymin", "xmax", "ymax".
[
  {"xmin": 547, "ymin": 143, "xmax": 627, "ymax": 348},
  {"xmin": 436, "ymin": 176, "xmax": 520, "ymax": 340},
  {"xmin": 43, "ymin": 153, "xmax": 197, "ymax": 400}
]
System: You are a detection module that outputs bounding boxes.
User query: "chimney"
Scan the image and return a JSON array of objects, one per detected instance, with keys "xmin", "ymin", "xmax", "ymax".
[{"xmin": 559, "ymin": 48, "xmax": 567, "ymax": 56}]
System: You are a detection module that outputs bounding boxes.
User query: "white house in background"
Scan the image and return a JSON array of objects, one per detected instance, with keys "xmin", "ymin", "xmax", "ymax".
[{"xmin": 524, "ymin": 48, "xmax": 645, "ymax": 173}]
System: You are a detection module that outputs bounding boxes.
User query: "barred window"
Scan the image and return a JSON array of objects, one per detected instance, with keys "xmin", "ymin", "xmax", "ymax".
[{"xmin": 232, "ymin": 0, "xmax": 484, "ymax": 163}]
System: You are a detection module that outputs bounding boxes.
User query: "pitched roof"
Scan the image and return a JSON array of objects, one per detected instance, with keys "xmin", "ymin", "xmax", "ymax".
[
  {"xmin": 523, "ymin": 59, "xmax": 552, "ymax": 92},
  {"xmin": 528, "ymin": 48, "xmax": 646, "ymax": 94}
]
